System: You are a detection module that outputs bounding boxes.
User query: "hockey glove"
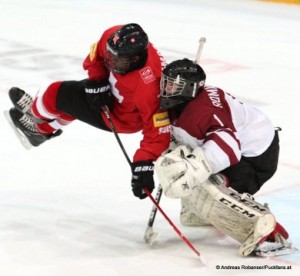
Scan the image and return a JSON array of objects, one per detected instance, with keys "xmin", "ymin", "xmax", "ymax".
[
  {"xmin": 84, "ymin": 79, "xmax": 114, "ymax": 111},
  {"xmin": 155, "ymin": 145, "xmax": 212, "ymax": 198},
  {"xmin": 131, "ymin": 161, "xmax": 155, "ymax": 199}
]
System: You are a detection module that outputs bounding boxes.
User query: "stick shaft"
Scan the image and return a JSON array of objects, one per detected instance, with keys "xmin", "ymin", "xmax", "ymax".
[
  {"xmin": 195, "ymin": 37, "xmax": 206, "ymax": 65},
  {"xmin": 101, "ymin": 106, "xmax": 131, "ymax": 166},
  {"xmin": 146, "ymin": 185, "xmax": 163, "ymax": 228},
  {"xmin": 144, "ymin": 36, "xmax": 207, "ymax": 245},
  {"xmin": 144, "ymin": 188, "xmax": 201, "ymax": 257},
  {"xmin": 102, "ymin": 106, "xmax": 201, "ymax": 257}
]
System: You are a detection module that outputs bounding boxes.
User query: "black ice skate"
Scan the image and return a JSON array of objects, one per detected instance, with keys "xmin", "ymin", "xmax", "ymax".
[
  {"xmin": 4, "ymin": 108, "xmax": 62, "ymax": 149},
  {"xmin": 9, "ymin": 87, "xmax": 48, "ymax": 123},
  {"xmin": 9, "ymin": 87, "xmax": 33, "ymax": 115}
]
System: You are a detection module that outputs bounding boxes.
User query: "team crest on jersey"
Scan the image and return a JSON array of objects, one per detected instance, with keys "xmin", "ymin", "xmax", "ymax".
[
  {"xmin": 140, "ymin": 66, "xmax": 156, "ymax": 84},
  {"xmin": 153, "ymin": 111, "xmax": 170, "ymax": 127},
  {"xmin": 89, "ymin": 42, "xmax": 97, "ymax": 61}
]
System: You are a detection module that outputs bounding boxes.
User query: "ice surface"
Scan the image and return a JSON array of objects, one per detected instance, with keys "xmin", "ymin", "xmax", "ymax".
[{"xmin": 1, "ymin": 0, "xmax": 300, "ymax": 275}]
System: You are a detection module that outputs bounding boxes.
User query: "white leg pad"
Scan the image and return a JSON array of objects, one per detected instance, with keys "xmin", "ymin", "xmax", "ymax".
[
  {"xmin": 180, "ymin": 197, "xmax": 211, "ymax": 226},
  {"xmin": 188, "ymin": 174, "xmax": 276, "ymax": 256}
]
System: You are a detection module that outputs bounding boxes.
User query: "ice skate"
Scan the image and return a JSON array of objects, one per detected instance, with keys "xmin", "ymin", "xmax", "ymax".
[
  {"xmin": 240, "ymin": 219, "xmax": 298, "ymax": 257},
  {"xmin": 4, "ymin": 108, "xmax": 62, "ymax": 149},
  {"xmin": 254, "ymin": 222, "xmax": 298, "ymax": 257},
  {"xmin": 239, "ymin": 213, "xmax": 276, "ymax": 256},
  {"xmin": 9, "ymin": 87, "xmax": 33, "ymax": 115}
]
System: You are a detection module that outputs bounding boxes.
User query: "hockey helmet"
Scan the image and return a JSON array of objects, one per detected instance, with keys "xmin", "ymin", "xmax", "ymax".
[
  {"xmin": 105, "ymin": 23, "xmax": 149, "ymax": 74},
  {"xmin": 160, "ymin": 58, "xmax": 206, "ymax": 109}
]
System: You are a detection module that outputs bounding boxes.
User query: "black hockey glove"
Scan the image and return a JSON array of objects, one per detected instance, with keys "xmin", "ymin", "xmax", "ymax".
[
  {"xmin": 84, "ymin": 79, "xmax": 114, "ymax": 111},
  {"xmin": 131, "ymin": 161, "xmax": 155, "ymax": 199}
]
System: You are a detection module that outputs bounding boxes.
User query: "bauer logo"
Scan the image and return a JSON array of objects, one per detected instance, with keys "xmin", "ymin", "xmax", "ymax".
[
  {"xmin": 153, "ymin": 111, "xmax": 170, "ymax": 127},
  {"xmin": 140, "ymin": 67, "xmax": 156, "ymax": 84},
  {"xmin": 85, "ymin": 85, "xmax": 110, "ymax": 94}
]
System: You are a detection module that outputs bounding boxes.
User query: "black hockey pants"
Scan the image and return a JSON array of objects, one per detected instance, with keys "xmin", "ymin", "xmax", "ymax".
[
  {"xmin": 221, "ymin": 130, "xmax": 280, "ymax": 195},
  {"xmin": 56, "ymin": 80, "xmax": 111, "ymax": 132}
]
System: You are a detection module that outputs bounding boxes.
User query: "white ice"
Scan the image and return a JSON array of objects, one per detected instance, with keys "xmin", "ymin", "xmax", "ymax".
[{"xmin": 1, "ymin": 0, "xmax": 300, "ymax": 275}]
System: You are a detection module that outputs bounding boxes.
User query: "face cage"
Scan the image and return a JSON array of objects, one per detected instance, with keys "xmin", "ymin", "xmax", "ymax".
[
  {"xmin": 104, "ymin": 50, "xmax": 131, "ymax": 74},
  {"xmin": 160, "ymin": 75, "xmax": 186, "ymax": 98}
]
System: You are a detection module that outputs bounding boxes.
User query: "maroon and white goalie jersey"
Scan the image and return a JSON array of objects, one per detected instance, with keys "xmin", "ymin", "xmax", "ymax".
[{"xmin": 170, "ymin": 85, "xmax": 275, "ymax": 173}]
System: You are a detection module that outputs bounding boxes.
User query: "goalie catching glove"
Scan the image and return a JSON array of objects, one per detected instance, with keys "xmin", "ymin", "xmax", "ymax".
[
  {"xmin": 155, "ymin": 145, "xmax": 213, "ymax": 198},
  {"xmin": 131, "ymin": 161, "xmax": 155, "ymax": 199}
]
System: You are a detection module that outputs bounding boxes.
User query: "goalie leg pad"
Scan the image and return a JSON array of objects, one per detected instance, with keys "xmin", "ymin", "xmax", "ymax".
[
  {"xmin": 188, "ymin": 174, "xmax": 276, "ymax": 256},
  {"xmin": 180, "ymin": 197, "xmax": 211, "ymax": 226},
  {"xmin": 239, "ymin": 214, "xmax": 276, "ymax": 256}
]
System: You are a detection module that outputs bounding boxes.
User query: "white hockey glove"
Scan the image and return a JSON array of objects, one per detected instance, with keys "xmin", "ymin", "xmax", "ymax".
[{"xmin": 155, "ymin": 145, "xmax": 213, "ymax": 198}]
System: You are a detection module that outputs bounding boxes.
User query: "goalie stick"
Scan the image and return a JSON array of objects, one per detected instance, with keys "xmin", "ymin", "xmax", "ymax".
[
  {"xmin": 196, "ymin": 37, "xmax": 206, "ymax": 65},
  {"xmin": 143, "ymin": 188, "xmax": 201, "ymax": 258},
  {"xmin": 101, "ymin": 105, "xmax": 203, "ymax": 260},
  {"xmin": 143, "ymin": 184, "xmax": 163, "ymax": 245},
  {"xmin": 143, "ymin": 36, "xmax": 207, "ymax": 245}
]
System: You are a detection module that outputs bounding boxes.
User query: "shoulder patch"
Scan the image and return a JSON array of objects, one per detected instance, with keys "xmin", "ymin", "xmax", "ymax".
[
  {"xmin": 89, "ymin": 42, "xmax": 97, "ymax": 61},
  {"xmin": 153, "ymin": 111, "xmax": 170, "ymax": 127},
  {"xmin": 140, "ymin": 66, "xmax": 156, "ymax": 84}
]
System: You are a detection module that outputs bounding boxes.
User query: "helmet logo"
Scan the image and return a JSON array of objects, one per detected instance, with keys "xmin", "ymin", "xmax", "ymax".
[
  {"xmin": 199, "ymin": 80, "xmax": 205, "ymax": 87},
  {"xmin": 113, "ymin": 35, "xmax": 120, "ymax": 44}
]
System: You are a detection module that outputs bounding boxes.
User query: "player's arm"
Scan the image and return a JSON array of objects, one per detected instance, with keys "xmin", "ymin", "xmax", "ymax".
[
  {"xmin": 131, "ymin": 81, "xmax": 171, "ymax": 200},
  {"xmin": 82, "ymin": 27, "xmax": 118, "ymax": 80}
]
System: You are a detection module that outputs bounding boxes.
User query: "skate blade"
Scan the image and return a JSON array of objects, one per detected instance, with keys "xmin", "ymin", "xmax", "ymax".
[
  {"xmin": 4, "ymin": 110, "xmax": 32, "ymax": 150},
  {"xmin": 255, "ymin": 245, "xmax": 299, "ymax": 257}
]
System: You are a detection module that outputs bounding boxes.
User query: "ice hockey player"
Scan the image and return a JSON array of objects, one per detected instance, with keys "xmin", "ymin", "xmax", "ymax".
[
  {"xmin": 154, "ymin": 58, "xmax": 297, "ymax": 256},
  {"xmin": 4, "ymin": 23, "xmax": 170, "ymax": 200}
]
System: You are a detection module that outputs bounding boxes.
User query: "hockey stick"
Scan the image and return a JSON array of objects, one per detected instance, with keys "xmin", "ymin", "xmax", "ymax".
[
  {"xmin": 143, "ymin": 188, "xmax": 201, "ymax": 257},
  {"xmin": 101, "ymin": 106, "xmax": 131, "ymax": 165},
  {"xmin": 143, "ymin": 36, "xmax": 207, "ymax": 245},
  {"xmin": 101, "ymin": 105, "xmax": 202, "ymax": 259},
  {"xmin": 143, "ymin": 184, "xmax": 163, "ymax": 245},
  {"xmin": 102, "ymin": 103, "xmax": 161, "ymax": 244},
  {"xmin": 196, "ymin": 37, "xmax": 206, "ymax": 65}
]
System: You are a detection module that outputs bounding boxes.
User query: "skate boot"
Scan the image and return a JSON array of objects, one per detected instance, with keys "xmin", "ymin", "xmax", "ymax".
[
  {"xmin": 253, "ymin": 222, "xmax": 298, "ymax": 257},
  {"xmin": 9, "ymin": 87, "xmax": 33, "ymax": 115},
  {"xmin": 4, "ymin": 108, "xmax": 62, "ymax": 149}
]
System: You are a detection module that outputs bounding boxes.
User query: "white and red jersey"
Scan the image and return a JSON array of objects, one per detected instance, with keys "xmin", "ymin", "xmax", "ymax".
[
  {"xmin": 171, "ymin": 85, "xmax": 275, "ymax": 173},
  {"xmin": 83, "ymin": 25, "xmax": 170, "ymax": 162}
]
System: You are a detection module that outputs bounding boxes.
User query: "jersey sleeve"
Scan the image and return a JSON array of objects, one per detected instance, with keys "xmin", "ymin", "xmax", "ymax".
[
  {"xmin": 198, "ymin": 110, "xmax": 242, "ymax": 173},
  {"xmin": 82, "ymin": 26, "xmax": 121, "ymax": 80},
  {"xmin": 178, "ymin": 99, "xmax": 242, "ymax": 173},
  {"xmin": 132, "ymin": 79, "xmax": 171, "ymax": 162}
]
